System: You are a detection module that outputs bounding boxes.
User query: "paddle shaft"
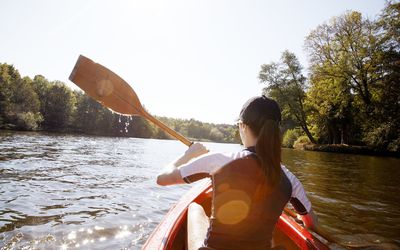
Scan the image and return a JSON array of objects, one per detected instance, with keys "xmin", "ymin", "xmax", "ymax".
[
  {"xmin": 141, "ymin": 110, "xmax": 192, "ymax": 147},
  {"xmin": 284, "ymin": 208, "xmax": 335, "ymax": 242}
]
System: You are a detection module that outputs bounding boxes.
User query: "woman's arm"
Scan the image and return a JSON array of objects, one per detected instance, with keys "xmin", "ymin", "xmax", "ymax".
[
  {"xmin": 281, "ymin": 165, "xmax": 319, "ymax": 229},
  {"xmin": 156, "ymin": 143, "xmax": 208, "ymax": 186}
]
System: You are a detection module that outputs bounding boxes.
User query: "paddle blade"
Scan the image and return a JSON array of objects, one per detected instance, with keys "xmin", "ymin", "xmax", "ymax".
[{"xmin": 69, "ymin": 55, "xmax": 144, "ymax": 116}]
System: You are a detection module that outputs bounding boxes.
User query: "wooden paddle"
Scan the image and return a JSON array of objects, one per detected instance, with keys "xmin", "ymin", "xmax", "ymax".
[{"xmin": 69, "ymin": 55, "xmax": 192, "ymax": 147}]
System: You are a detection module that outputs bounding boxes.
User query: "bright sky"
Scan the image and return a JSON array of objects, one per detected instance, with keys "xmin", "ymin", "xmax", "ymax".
[{"xmin": 1, "ymin": 0, "xmax": 385, "ymax": 124}]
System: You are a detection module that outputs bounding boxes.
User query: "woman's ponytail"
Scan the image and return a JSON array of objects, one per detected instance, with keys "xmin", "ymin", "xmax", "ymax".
[
  {"xmin": 255, "ymin": 119, "xmax": 282, "ymax": 188},
  {"xmin": 239, "ymin": 95, "xmax": 283, "ymax": 187}
]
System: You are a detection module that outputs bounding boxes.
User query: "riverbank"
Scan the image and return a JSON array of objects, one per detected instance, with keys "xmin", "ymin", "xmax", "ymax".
[{"xmin": 295, "ymin": 143, "xmax": 400, "ymax": 158}]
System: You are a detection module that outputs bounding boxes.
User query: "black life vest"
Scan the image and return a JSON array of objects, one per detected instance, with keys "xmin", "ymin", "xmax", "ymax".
[{"xmin": 205, "ymin": 154, "xmax": 292, "ymax": 250}]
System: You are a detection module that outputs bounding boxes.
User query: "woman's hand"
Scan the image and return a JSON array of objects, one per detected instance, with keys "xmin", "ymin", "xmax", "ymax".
[
  {"xmin": 173, "ymin": 142, "xmax": 208, "ymax": 167},
  {"xmin": 184, "ymin": 143, "xmax": 209, "ymax": 161},
  {"xmin": 156, "ymin": 143, "xmax": 208, "ymax": 186}
]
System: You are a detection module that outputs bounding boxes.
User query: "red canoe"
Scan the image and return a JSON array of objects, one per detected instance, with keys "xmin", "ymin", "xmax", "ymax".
[{"xmin": 143, "ymin": 180, "xmax": 330, "ymax": 250}]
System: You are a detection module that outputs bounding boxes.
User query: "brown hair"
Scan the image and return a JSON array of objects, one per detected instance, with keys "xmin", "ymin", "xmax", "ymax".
[{"xmin": 239, "ymin": 96, "xmax": 282, "ymax": 187}]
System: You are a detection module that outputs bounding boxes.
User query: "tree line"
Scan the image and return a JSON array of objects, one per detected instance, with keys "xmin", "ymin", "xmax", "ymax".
[
  {"xmin": 0, "ymin": 67, "xmax": 239, "ymax": 143},
  {"xmin": 261, "ymin": 1, "xmax": 399, "ymax": 153}
]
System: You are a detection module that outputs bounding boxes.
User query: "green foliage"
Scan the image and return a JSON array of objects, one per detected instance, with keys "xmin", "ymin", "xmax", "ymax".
[
  {"xmin": 372, "ymin": 1, "xmax": 400, "ymax": 152},
  {"xmin": 363, "ymin": 122, "xmax": 400, "ymax": 152},
  {"xmin": 41, "ymin": 81, "xmax": 76, "ymax": 130},
  {"xmin": 0, "ymin": 64, "xmax": 41, "ymax": 129},
  {"xmin": 256, "ymin": 2, "xmax": 399, "ymax": 153},
  {"xmin": 0, "ymin": 64, "xmax": 20, "ymax": 119},
  {"xmin": 282, "ymin": 128, "xmax": 303, "ymax": 148},
  {"xmin": 259, "ymin": 51, "xmax": 317, "ymax": 144},
  {"xmin": 378, "ymin": 1, "xmax": 400, "ymax": 51},
  {"xmin": 31, "ymin": 75, "xmax": 51, "ymax": 117},
  {"xmin": 305, "ymin": 11, "xmax": 382, "ymax": 112},
  {"xmin": 293, "ymin": 136, "xmax": 311, "ymax": 149},
  {"xmin": 158, "ymin": 117, "xmax": 240, "ymax": 143},
  {"xmin": 14, "ymin": 112, "xmax": 43, "ymax": 130},
  {"xmin": 74, "ymin": 92, "xmax": 107, "ymax": 133},
  {"xmin": 306, "ymin": 77, "xmax": 356, "ymax": 144}
]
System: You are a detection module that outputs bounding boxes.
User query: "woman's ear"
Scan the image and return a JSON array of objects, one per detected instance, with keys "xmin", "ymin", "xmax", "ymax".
[{"xmin": 241, "ymin": 123, "xmax": 250, "ymax": 133}]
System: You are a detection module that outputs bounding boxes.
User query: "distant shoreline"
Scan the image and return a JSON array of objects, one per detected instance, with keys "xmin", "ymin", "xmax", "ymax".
[
  {"xmin": 293, "ymin": 143, "xmax": 399, "ymax": 158},
  {"xmin": 0, "ymin": 129, "xmax": 235, "ymax": 144}
]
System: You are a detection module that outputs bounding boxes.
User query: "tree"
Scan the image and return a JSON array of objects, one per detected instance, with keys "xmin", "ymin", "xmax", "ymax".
[
  {"xmin": 41, "ymin": 81, "xmax": 76, "ymax": 130},
  {"xmin": 126, "ymin": 116, "xmax": 156, "ymax": 138},
  {"xmin": 0, "ymin": 64, "xmax": 20, "ymax": 127},
  {"xmin": 259, "ymin": 51, "xmax": 317, "ymax": 144},
  {"xmin": 0, "ymin": 64, "xmax": 42, "ymax": 130},
  {"xmin": 74, "ymin": 92, "xmax": 113, "ymax": 136},
  {"xmin": 9, "ymin": 77, "xmax": 42, "ymax": 130},
  {"xmin": 368, "ymin": 1, "xmax": 400, "ymax": 151},
  {"xmin": 305, "ymin": 11, "xmax": 382, "ymax": 113},
  {"xmin": 306, "ymin": 76, "xmax": 356, "ymax": 144},
  {"xmin": 31, "ymin": 75, "xmax": 52, "ymax": 120},
  {"xmin": 378, "ymin": 1, "xmax": 400, "ymax": 52},
  {"xmin": 305, "ymin": 7, "xmax": 400, "ymax": 151}
]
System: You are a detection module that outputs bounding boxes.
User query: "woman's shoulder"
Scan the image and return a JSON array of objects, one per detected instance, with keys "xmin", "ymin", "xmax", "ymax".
[{"xmin": 200, "ymin": 149, "xmax": 252, "ymax": 161}]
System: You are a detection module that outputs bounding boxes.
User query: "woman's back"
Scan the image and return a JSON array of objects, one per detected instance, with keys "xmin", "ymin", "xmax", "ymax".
[{"xmin": 205, "ymin": 155, "xmax": 292, "ymax": 250}]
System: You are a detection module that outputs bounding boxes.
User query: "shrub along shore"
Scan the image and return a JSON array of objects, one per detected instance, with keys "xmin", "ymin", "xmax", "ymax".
[{"xmin": 295, "ymin": 143, "xmax": 399, "ymax": 158}]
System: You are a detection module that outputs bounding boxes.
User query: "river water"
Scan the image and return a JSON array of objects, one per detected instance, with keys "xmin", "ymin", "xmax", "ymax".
[{"xmin": 0, "ymin": 131, "xmax": 399, "ymax": 249}]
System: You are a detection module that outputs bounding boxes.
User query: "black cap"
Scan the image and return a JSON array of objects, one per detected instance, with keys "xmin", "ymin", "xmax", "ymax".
[{"xmin": 239, "ymin": 95, "xmax": 281, "ymax": 123}]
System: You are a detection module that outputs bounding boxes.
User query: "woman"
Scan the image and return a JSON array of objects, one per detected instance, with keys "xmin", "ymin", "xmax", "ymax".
[{"xmin": 157, "ymin": 96, "xmax": 318, "ymax": 250}]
